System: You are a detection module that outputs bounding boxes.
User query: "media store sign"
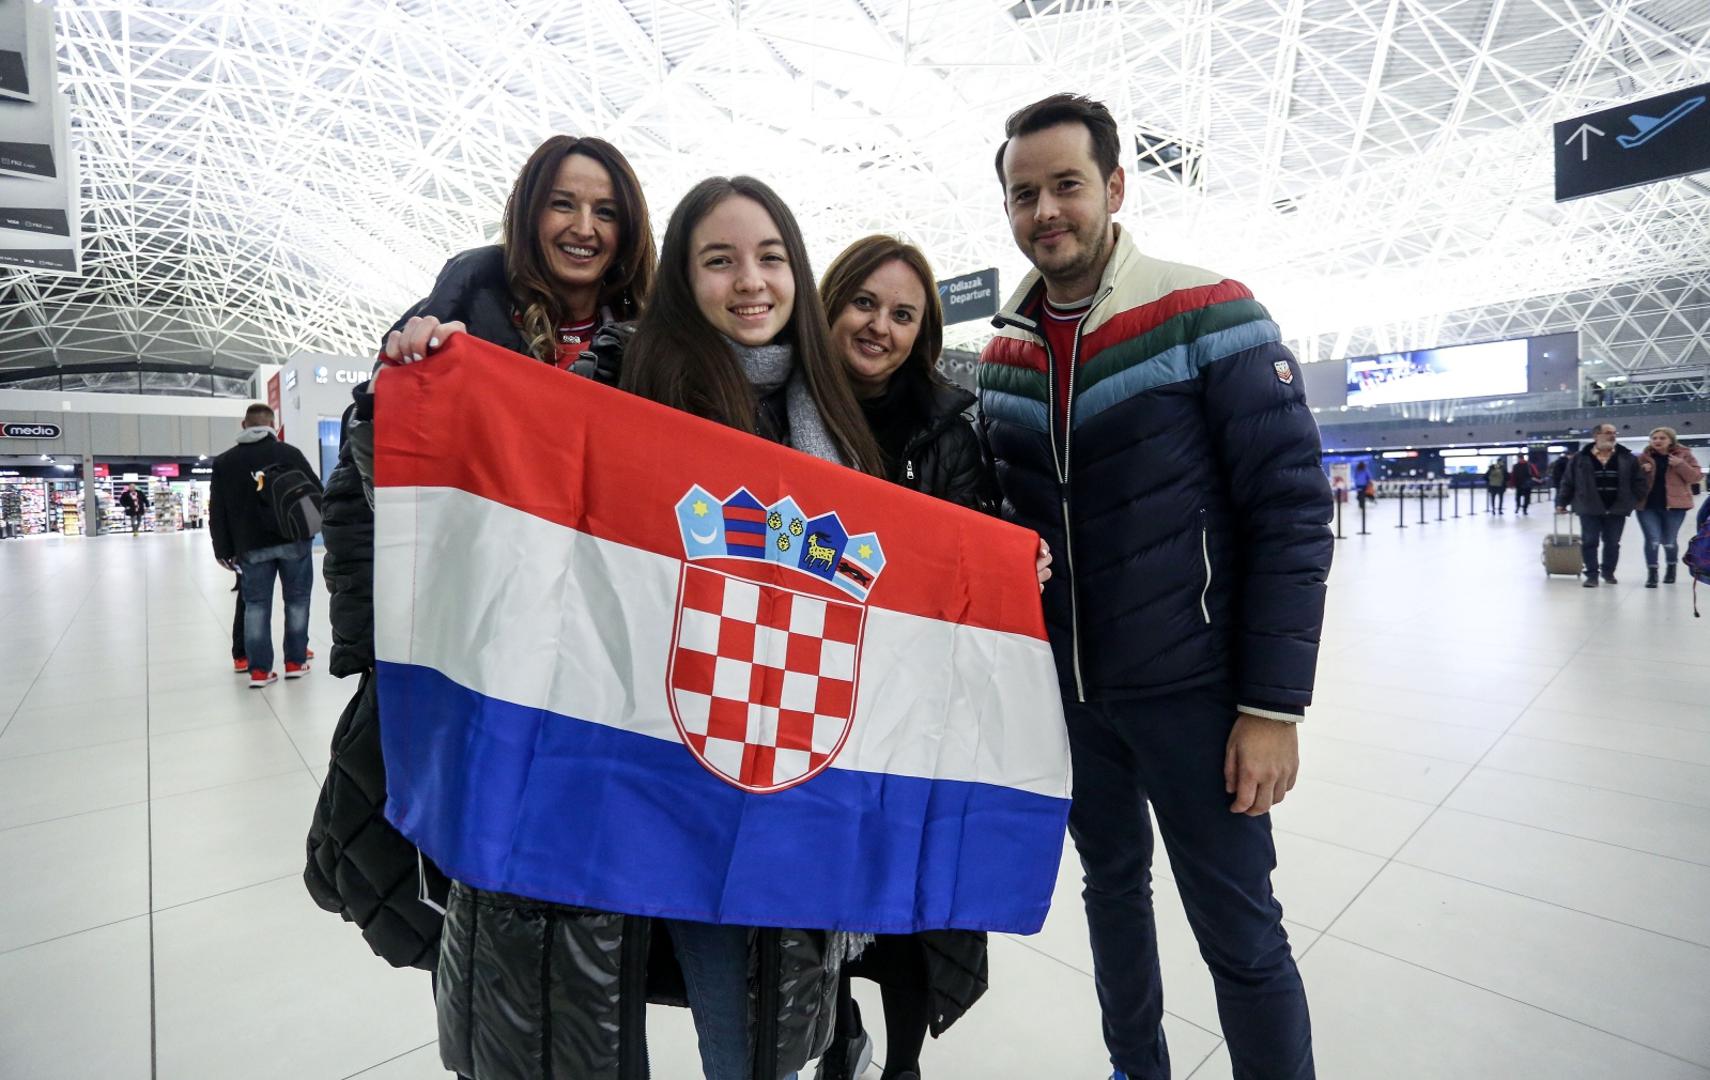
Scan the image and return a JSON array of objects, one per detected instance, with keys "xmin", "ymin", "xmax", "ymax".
[{"xmin": 0, "ymin": 423, "xmax": 62, "ymax": 439}]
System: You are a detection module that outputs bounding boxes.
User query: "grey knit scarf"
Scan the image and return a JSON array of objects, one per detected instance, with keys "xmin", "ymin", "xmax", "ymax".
[{"xmin": 728, "ymin": 339, "xmax": 846, "ymax": 466}]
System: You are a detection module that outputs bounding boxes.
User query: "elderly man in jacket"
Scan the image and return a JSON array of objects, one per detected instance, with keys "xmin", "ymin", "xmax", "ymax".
[{"xmin": 978, "ymin": 94, "xmax": 1332, "ymax": 1080}]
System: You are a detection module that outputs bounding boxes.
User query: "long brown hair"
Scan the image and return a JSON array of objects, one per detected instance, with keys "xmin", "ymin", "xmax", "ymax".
[
  {"xmin": 621, "ymin": 176, "xmax": 884, "ymax": 476},
  {"xmin": 819, "ymin": 235, "xmax": 949, "ymax": 398},
  {"xmin": 501, "ymin": 135, "xmax": 656, "ymax": 363}
]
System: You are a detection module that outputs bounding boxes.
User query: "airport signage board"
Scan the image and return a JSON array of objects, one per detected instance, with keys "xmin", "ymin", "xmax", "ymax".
[
  {"xmin": 938, "ymin": 268, "xmax": 1000, "ymax": 325},
  {"xmin": 0, "ymin": 422, "xmax": 61, "ymax": 439},
  {"xmin": 1555, "ymin": 81, "xmax": 1710, "ymax": 201}
]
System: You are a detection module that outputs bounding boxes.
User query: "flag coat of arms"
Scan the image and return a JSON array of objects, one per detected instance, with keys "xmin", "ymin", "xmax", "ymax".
[{"xmin": 373, "ymin": 337, "xmax": 1071, "ymax": 934}]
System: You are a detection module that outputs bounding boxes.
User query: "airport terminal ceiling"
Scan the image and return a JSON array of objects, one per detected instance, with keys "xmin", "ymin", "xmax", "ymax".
[{"xmin": 1, "ymin": 0, "xmax": 1707, "ymax": 389}]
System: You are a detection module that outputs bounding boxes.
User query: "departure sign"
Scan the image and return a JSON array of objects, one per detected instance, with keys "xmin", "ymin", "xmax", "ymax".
[
  {"xmin": 938, "ymin": 268, "xmax": 1000, "ymax": 325},
  {"xmin": 1555, "ymin": 81, "xmax": 1710, "ymax": 201}
]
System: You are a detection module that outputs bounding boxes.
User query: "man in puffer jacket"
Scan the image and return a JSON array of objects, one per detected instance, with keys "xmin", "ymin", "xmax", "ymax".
[
  {"xmin": 978, "ymin": 95, "xmax": 1331, "ymax": 1080},
  {"xmin": 305, "ymin": 312, "xmax": 839, "ymax": 1078}
]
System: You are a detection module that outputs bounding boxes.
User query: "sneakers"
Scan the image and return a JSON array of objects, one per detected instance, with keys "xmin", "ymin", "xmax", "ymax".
[
  {"xmin": 284, "ymin": 660, "xmax": 311, "ymax": 679},
  {"xmin": 1603, "ymin": 573, "xmax": 1618, "ymax": 585},
  {"xmin": 814, "ymin": 1030, "xmax": 873, "ymax": 1080},
  {"xmin": 233, "ymin": 657, "xmax": 249, "ymax": 673},
  {"xmin": 249, "ymin": 670, "xmax": 278, "ymax": 688}
]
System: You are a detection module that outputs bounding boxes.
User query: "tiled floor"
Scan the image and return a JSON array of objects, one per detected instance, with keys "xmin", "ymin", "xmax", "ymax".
[{"xmin": 2, "ymin": 503, "xmax": 1708, "ymax": 1079}]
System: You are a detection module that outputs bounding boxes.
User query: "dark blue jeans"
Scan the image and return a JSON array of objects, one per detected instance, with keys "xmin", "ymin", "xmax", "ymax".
[
  {"xmin": 1578, "ymin": 514, "xmax": 1627, "ymax": 578},
  {"xmin": 1066, "ymin": 690, "xmax": 1313, "ymax": 1080},
  {"xmin": 1635, "ymin": 508, "xmax": 1688, "ymax": 569},
  {"xmin": 239, "ymin": 540, "xmax": 313, "ymax": 674},
  {"xmin": 660, "ymin": 920, "xmax": 798, "ymax": 1080}
]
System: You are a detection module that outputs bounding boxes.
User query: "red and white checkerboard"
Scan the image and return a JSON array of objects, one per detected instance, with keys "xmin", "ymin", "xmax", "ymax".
[{"xmin": 668, "ymin": 564, "xmax": 864, "ymax": 792}]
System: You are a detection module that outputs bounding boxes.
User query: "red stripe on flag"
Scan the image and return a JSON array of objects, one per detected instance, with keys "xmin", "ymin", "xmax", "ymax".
[
  {"xmin": 725, "ymin": 506, "xmax": 768, "ymax": 522},
  {"xmin": 373, "ymin": 337, "xmax": 1047, "ymax": 641}
]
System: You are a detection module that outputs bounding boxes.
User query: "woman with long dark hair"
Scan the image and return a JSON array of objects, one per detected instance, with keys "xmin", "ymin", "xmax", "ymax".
[
  {"xmin": 616, "ymin": 175, "xmax": 885, "ymax": 1080},
  {"xmin": 621, "ymin": 177, "xmax": 882, "ymax": 473},
  {"xmin": 382, "ymin": 133, "xmax": 655, "ymax": 368},
  {"xmin": 308, "ymin": 134, "xmax": 666, "ymax": 1080}
]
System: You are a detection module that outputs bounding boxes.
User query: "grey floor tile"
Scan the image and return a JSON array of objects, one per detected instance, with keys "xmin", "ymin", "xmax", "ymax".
[
  {"xmin": 1332, "ymin": 862, "xmax": 1710, "ymax": 1066},
  {"xmin": 1446, "ymin": 767, "xmax": 1710, "ymax": 865},
  {"xmin": 0, "ymin": 697, "xmax": 148, "ymax": 758},
  {"xmin": 0, "ymin": 917, "xmax": 153, "ymax": 1080},
  {"xmin": 1510, "ymin": 708, "xmax": 1710, "ymax": 766},
  {"xmin": 1301, "ymin": 732, "xmax": 1474, "ymax": 803},
  {"xmin": 0, "ymin": 737, "xmax": 148, "ymax": 829},
  {"xmin": 1397, "ymin": 808, "xmax": 1710, "ymax": 946},
  {"xmin": 1271, "ymin": 778, "xmax": 1436, "ymax": 858},
  {"xmin": 0, "ymin": 803, "xmax": 150, "ymax": 953},
  {"xmin": 1481, "ymin": 734, "xmax": 1710, "ymax": 809},
  {"xmin": 148, "ymin": 718, "xmax": 308, "ymax": 798},
  {"xmin": 154, "ymin": 876, "xmax": 438, "ymax": 1080},
  {"xmin": 1190, "ymin": 936, "xmax": 1710, "ymax": 1079},
  {"xmin": 151, "ymin": 770, "xmax": 321, "ymax": 909}
]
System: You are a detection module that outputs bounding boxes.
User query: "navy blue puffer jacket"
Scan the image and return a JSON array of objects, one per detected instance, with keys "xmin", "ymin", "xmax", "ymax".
[{"xmin": 978, "ymin": 229, "xmax": 1333, "ymax": 716}]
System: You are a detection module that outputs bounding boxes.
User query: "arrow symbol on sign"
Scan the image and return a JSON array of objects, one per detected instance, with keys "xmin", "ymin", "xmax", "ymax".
[{"xmin": 1563, "ymin": 122, "xmax": 1605, "ymax": 162}]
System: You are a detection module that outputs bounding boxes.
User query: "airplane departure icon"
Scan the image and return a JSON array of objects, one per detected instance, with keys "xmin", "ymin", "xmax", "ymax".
[{"xmin": 1616, "ymin": 95, "xmax": 1705, "ymax": 149}]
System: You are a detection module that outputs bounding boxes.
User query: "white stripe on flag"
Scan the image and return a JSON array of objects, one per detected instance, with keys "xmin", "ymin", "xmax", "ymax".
[{"xmin": 375, "ymin": 486, "xmax": 1070, "ymax": 799}]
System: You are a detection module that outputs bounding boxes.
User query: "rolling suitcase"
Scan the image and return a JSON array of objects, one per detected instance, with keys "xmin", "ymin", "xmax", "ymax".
[{"xmin": 1543, "ymin": 510, "xmax": 1581, "ymax": 577}]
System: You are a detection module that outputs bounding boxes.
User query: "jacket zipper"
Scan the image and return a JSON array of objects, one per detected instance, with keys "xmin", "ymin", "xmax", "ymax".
[
  {"xmin": 1199, "ymin": 509, "xmax": 1212, "ymax": 625},
  {"xmin": 618, "ymin": 915, "xmax": 648, "ymax": 1080},
  {"xmin": 1052, "ymin": 287, "xmax": 1112, "ymax": 703},
  {"xmin": 752, "ymin": 928, "xmax": 781, "ymax": 1080}
]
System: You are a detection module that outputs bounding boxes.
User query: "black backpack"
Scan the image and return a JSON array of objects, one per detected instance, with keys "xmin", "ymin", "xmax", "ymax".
[{"xmin": 254, "ymin": 462, "xmax": 324, "ymax": 541}]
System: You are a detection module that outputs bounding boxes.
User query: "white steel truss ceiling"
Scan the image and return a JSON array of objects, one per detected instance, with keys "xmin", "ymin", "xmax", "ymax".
[{"xmin": 1, "ymin": 0, "xmax": 1707, "ymax": 384}]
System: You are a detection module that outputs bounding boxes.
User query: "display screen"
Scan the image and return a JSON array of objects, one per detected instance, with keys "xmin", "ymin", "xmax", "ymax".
[{"xmin": 1345, "ymin": 338, "xmax": 1530, "ymax": 407}]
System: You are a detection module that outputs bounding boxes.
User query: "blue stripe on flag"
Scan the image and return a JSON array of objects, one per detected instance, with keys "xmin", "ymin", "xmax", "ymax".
[{"xmin": 378, "ymin": 661, "xmax": 1068, "ymax": 935}]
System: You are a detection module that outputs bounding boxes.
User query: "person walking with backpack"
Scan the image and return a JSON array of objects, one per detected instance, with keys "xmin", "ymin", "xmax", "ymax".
[
  {"xmin": 210, "ymin": 403, "xmax": 322, "ymax": 687},
  {"xmin": 1485, "ymin": 460, "xmax": 1507, "ymax": 514},
  {"xmin": 1510, "ymin": 457, "xmax": 1540, "ymax": 516}
]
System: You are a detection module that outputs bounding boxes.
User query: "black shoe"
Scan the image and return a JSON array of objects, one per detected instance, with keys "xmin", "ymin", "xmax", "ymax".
[
  {"xmin": 815, "ymin": 1030, "xmax": 873, "ymax": 1080},
  {"xmin": 1666, "ymin": 564, "xmax": 1678, "ymax": 585},
  {"xmin": 1647, "ymin": 568, "xmax": 1659, "ymax": 588},
  {"xmin": 1583, "ymin": 576, "xmax": 1599, "ymax": 588},
  {"xmin": 1603, "ymin": 573, "xmax": 1618, "ymax": 585}
]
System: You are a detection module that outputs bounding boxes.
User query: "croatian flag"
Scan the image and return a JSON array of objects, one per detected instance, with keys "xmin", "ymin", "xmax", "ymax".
[{"xmin": 373, "ymin": 336, "xmax": 1070, "ymax": 935}]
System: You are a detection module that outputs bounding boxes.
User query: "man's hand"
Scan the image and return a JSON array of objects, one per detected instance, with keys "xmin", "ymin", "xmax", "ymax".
[
  {"xmin": 217, "ymin": 556, "xmax": 237, "ymax": 572},
  {"xmin": 1224, "ymin": 713, "xmax": 1300, "ymax": 815}
]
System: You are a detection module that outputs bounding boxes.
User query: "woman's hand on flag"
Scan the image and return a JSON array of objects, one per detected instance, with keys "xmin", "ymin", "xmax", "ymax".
[
  {"xmin": 1035, "ymin": 538, "xmax": 1052, "ymax": 590},
  {"xmin": 383, "ymin": 316, "xmax": 467, "ymax": 365}
]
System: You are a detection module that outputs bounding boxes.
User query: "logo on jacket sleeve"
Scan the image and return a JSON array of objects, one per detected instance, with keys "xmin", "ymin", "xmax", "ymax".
[
  {"xmin": 667, "ymin": 485, "xmax": 885, "ymax": 793},
  {"xmin": 1273, "ymin": 360, "xmax": 1295, "ymax": 385}
]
